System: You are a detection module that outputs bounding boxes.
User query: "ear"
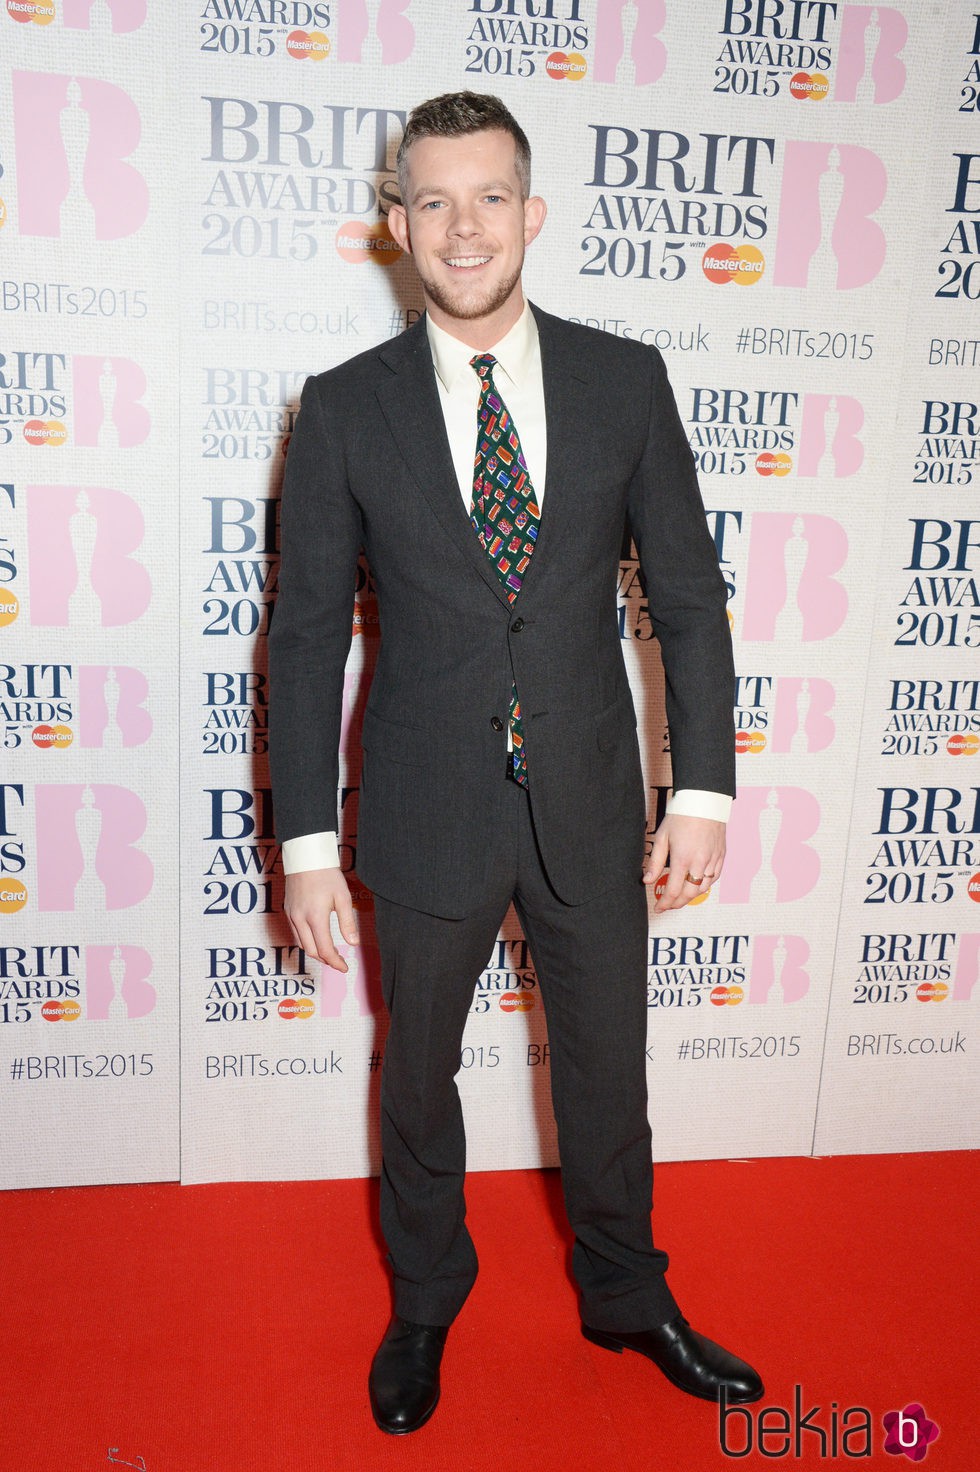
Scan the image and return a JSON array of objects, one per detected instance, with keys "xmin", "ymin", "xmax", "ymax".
[
  {"xmin": 387, "ymin": 203, "xmax": 412, "ymax": 255},
  {"xmin": 522, "ymin": 194, "xmax": 547, "ymax": 246}
]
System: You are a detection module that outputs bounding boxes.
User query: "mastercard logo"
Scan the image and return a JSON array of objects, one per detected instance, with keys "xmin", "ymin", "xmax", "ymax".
[
  {"xmin": 24, "ymin": 419, "xmax": 67, "ymax": 447},
  {"xmin": 0, "ymin": 878, "xmax": 28, "ymax": 913},
  {"xmin": 702, "ymin": 243, "xmax": 765, "ymax": 286},
  {"xmin": 947, "ymin": 733, "xmax": 979, "ymax": 756},
  {"xmin": 790, "ymin": 71, "xmax": 830, "ymax": 100},
  {"xmin": 710, "ymin": 985, "xmax": 743, "ymax": 1006},
  {"xmin": 755, "ymin": 452, "xmax": 792, "ymax": 477},
  {"xmin": 915, "ymin": 982, "xmax": 949, "ymax": 1003},
  {"xmin": 32, "ymin": 723, "xmax": 73, "ymax": 750},
  {"xmin": 42, "ymin": 998, "xmax": 82, "ymax": 1021},
  {"xmin": 546, "ymin": 51, "xmax": 587, "ymax": 80},
  {"xmin": 499, "ymin": 991, "xmax": 535, "ymax": 1013},
  {"xmin": 351, "ymin": 598, "xmax": 380, "ymax": 638},
  {"xmin": 0, "ymin": 590, "xmax": 19, "ymax": 627},
  {"xmin": 6, "ymin": 0, "xmax": 56, "ymax": 24},
  {"xmin": 335, "ymin": 218, "xmax": 401, "ymax": 266},
  {"xmin": 286, "ymin": 29, "xmax": 330, "ymax": 60},
  {"xmin": 735, "ymin": 729, "xmax": 766, "ymax": 755},
  {"xmin": 278, "ymin": 997, "xmax": 315, "ymax": 1019},
  {"xmin": 968, "ymin": 872, "xmax": 980, "ymax": 902}
]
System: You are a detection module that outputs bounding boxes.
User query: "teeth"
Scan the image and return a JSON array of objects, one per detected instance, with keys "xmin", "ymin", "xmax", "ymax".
[{"xmin": 445, "ymin": 256, "xmax": 490, "ymax": 268}]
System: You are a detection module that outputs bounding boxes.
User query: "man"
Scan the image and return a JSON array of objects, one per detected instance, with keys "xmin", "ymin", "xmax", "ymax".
[{"xmin": 269, "ymin": 91, "xmax": 762, "ymax": 1435}]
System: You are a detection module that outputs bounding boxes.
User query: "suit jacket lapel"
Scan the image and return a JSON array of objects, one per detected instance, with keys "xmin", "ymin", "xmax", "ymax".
[
  {"xmin": 516, "ymin": 304, "xmax": 594, "ymax": 604},
  {"xmin": 376, "ymin": 317, "xmax": 514, "ymax": 611}
]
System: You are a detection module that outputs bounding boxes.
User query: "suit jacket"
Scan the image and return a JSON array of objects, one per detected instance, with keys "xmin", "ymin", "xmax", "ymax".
[{"xmin": 268, "ymin": 304, "xmax": 735, "ymax": 919}]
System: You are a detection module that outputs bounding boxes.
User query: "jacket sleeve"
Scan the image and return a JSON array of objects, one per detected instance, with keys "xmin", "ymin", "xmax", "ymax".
[
  {"xmin": 627, "ymin": 348, "xmax": 736, "ymax": 799},
  {"xmin": 268, "ymin": 373, "xmax": 364, "ymax": 843}
]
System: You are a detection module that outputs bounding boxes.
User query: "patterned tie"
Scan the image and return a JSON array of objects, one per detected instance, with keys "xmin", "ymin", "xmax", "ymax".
[{"xmin": 470, "ymin": 353, "xmax": 541, "ymax": 787}]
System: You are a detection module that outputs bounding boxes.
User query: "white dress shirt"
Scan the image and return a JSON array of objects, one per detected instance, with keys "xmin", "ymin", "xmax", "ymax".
[{"xmin": 281, "ymin": 302, "xmax": 730, "ymax": 876}]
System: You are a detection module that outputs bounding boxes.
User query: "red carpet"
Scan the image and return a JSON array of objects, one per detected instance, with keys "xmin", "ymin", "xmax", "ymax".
[{"xmin": 2, "ymin": 1153, "xmax": 973, "ymax": 1470}]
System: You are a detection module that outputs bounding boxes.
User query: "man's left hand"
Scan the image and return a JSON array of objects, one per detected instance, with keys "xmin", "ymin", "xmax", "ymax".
[{"xmin": 643, "ymin": 813, "xmax": 726, "ymax": 912}]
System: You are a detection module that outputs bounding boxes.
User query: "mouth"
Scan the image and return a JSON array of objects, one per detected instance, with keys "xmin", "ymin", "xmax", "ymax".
[{"xmin": 442, "ymin": 255, "xmax": 492, "ymax": 270}]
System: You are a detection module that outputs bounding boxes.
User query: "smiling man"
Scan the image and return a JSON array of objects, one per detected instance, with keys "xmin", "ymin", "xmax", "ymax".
[{"xmin": 268, "ymin": 91, "xmax": 762, "ymax": 1435}]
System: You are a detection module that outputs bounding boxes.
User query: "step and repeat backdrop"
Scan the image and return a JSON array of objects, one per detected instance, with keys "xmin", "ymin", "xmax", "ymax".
[{"xmin": 1, "ymin": 0, "xmax": 977, "ymax": 1189}]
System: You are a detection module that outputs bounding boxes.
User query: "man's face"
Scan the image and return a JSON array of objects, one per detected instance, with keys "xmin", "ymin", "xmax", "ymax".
[{"xmin": 388, "ymin": 128, "xmax": 546, "ymax": 344}]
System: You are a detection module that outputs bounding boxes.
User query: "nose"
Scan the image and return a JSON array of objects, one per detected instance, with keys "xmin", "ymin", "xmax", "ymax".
[{"xmin": 447, "ymin": 201, "xmax": 481, "ymax": 239}]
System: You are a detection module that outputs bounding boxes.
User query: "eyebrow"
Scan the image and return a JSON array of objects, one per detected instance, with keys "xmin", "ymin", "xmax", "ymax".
[{"xmin": 411, "ymin": 178, "xmax": 517, "ymax": 204}]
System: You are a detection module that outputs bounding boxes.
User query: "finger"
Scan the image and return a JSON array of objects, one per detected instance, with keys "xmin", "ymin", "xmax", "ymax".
[
  {"xmin": 654, "ymin": 867, "xmax": 689, "ymax": 912},
  {"xmin": 284, "ymin": 910, "xmax": 307, "ymax": 955},
  {"xmin": 657, "ymin": 859, "xmax": 716, "ymax": 910},
  {"xmin": 311, "ymin": 920, "xmax": 347, "ymax": 972},
  {"xmin": 335, "ymin": 889, "xmax": 360, "ymax": 946},
  {"xmin": 643, "ymin": 828, "xmax": 670, "ymax": 885},
  {"xmin": 655, "ymin": 839, "xmax": 726, "ymax": 908},
  {"xmin": 687, "ymin": 858, "xmax": 722, "ymax": 901},
  {"xmin": 290, "ymin": 910, "xmax": 346, "ymax": 972}
]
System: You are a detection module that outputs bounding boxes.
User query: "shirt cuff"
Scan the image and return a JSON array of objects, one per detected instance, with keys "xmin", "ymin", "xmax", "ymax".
[
  {"xmin": 281, "ymin": 831, "xmax": 341, "ymax": 874},
  {"xmin": 666, "ymin": 789, "xmax": 732, "ymax": 823}
]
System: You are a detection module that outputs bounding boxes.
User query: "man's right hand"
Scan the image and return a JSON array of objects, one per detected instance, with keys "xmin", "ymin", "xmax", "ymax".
[{"xmin": 283, "ymin": 867, "xmax": 359, "ymax": 971}]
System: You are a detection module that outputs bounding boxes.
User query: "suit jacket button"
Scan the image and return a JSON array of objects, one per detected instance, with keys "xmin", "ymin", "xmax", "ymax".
[
  {"xmin": 490, "ymin": 716, "xmax": 504, "ymax": 732},
  {"xmin": 511, "ymin": 617, "xmax": 524, "ymax": 633}
]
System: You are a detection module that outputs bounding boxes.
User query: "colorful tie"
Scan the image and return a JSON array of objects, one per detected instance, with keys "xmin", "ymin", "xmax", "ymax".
[{"xmin": 470, "ymin": 354, "xmax": 541, "ymax": 787}]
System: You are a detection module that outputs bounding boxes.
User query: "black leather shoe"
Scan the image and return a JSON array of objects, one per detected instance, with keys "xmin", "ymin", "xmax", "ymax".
[
  {"xmin": 369, "ymin": 1316, "xmax": 449, "ymax": 1434},
  {"xmin": 582, "ymin": 1315, "xmax": 764, "ymax": 1403}
]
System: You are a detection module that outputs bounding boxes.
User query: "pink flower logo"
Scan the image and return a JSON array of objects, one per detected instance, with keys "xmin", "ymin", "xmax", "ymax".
[{"xmin": 883, "ymin": 1403, "xmax": 940, "ymax": 1461}]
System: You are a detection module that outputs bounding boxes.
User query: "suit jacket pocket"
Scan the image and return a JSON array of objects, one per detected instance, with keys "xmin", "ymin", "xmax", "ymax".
[
  {"xmin": 595, "ymin": 692, "xmax": 638, "ymax": 753},
  {"xmin": 361, "ymin": 707, "xmax": 430, "ymax": 767}
]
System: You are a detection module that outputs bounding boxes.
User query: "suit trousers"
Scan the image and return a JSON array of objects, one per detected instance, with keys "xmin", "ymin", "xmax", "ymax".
[{"xmin": 372, "ymin": 778, "xmax": 680, "ymax": 1332}]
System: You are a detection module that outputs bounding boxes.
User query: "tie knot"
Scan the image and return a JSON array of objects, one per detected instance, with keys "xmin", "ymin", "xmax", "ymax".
[{"xmin": 470, "ymin": 353, "xmax": 497, "ymax": 384}]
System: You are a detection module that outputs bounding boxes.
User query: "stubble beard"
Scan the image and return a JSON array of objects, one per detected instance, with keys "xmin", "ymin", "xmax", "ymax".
[{"xmin": 417, "ymin": 253, "xmax": 524, "ymax": 324}]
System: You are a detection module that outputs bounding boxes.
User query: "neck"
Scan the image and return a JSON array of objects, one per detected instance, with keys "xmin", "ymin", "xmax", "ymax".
[{"xmin": 424, "ymin": 293, "xmax": 526, "ymax": 351}]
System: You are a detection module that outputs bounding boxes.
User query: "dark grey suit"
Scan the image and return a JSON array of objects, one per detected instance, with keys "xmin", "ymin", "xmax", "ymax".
[{"xmin": 269, "ymin": 304, "xmax": 735, "ymax": 1328}]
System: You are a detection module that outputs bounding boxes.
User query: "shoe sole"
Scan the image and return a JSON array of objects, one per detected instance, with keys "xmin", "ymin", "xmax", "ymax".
[{"xmin": 581, "ymin": 1324, "xmax": 764, "ymax": 1404}]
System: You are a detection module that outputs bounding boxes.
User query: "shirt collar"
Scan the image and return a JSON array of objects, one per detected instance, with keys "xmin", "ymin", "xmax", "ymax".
[{"xmin": 426, "ymin": 299, "xmax": 538, "ymax": 393}]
